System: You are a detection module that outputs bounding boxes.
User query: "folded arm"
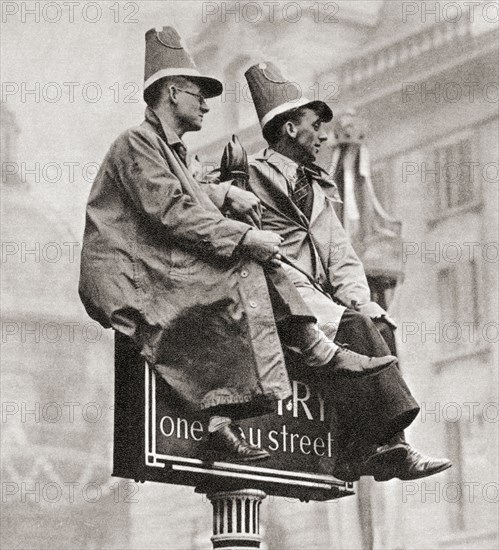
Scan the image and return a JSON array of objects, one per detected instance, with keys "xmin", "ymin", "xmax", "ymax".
[
  {"xmin": 114, "ymin": 129, "xmax": 251, "ymax": 259},
  {"xmin": 200, "ymin": 168, "xmax": 263, "ymax": 226}
]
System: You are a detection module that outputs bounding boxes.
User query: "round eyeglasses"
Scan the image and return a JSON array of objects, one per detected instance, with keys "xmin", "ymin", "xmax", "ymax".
[{"xmin": 174, "ymin": 88, "xmax": 207, "ymax": 105}]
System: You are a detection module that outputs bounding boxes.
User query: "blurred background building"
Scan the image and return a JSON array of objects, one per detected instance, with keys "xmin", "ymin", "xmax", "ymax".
[{"xmin": 1, "ymin": 1, "xmax": 497, "ymax": 549}]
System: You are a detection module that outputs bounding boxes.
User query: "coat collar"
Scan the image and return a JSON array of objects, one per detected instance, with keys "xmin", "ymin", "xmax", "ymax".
[
  {"xmin": 254, "ymin": 147, "xmax": 342, "ymax": 225},
  {"xmin": 255, "ymin": 147, "xmax": 341, "ymax": 201},
  {"xmin": 144, "ymin": 107, "xmax": 185, "ymax": 148}
]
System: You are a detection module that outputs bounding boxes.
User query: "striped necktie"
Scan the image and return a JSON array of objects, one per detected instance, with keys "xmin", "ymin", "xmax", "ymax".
[{"xmin": 291, "ymin": 166, "xmax": 314, "ymax": 220}]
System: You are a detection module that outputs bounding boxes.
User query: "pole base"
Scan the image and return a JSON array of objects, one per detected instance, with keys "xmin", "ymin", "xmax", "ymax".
[{"xmin": 207, "ymin": 489, "xmax": 266, "ymax": 550}]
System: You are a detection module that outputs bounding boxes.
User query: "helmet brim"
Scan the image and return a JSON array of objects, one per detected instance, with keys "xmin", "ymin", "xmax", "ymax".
[
  {"xmin": 185, "ymin": 75, "xmax": 223, "ymax": 99},
  {"xmin": 144, "ymin": 69, "xmax": 223, "ymax": 99},
  {"xmin": 306, "ymin": 100, "xmax": 333, "ymax": 123}
]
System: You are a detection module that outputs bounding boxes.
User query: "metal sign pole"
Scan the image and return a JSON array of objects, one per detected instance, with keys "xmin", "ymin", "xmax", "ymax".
[{"xmin": 207, "ymin": 489, "xmax": 267, "ymax": 550}]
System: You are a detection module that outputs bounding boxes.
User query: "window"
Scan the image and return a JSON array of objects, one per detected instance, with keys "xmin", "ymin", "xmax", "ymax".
[
  {"xmin": 432, "ymin": 138, "xmax": 475, "ymax": 214},
  {"xmin": 437, "ymin": 267, "xmax": 458, "ymax": 323},
  {"xmin": 445, "ymin": 414, "xmax": 490, "ymax": 534},
  {"xmin": 437, "ymin": 260, "xmax": 482, "ymax": 353}
]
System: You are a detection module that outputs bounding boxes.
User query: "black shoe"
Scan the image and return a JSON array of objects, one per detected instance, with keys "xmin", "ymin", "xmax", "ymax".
[
  {"xmin": 393, "ymin": 446, "xmax": 452, "ymax": 480},
  {"xmin": 203, "ymin": 424, "xmax": 270, "ymax": 463},
  {"xmin": 334, "ymin": 442, "xmax": 408, "ymax": 482},
  {"xmin": 332, "ymin": 347, "xmax": 397, "ymax": 377}
]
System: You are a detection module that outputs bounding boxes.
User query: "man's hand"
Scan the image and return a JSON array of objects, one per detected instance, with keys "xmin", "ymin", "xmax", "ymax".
[
  {"xmin": 354, "ymin": 301, "xmax": 398, "ymax": 329},
  {"xmin": 241, "ymin": 229, "xmax": 282, "ymax": 264},
  {"xmin": 379, "ymin": 314, "xmax": 398, "ymax": 330},
  {"xmin": 226, "ymin": 186, "xmax": 263, "ymax": 227}
]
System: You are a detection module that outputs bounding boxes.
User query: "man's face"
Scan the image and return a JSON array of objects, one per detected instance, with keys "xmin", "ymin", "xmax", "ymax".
[
  {"xmin": 290, "ymin": 108, "xmax": 328, "ymax": 164},
  {"xmin": 173, "ymin": 79, "xmax": 210, "ymax": 132}
]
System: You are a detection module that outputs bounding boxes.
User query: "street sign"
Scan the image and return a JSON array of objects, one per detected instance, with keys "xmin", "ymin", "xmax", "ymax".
[{"xmin": 113, "ymin": 332, "xmax": 354, "ymax": 501}]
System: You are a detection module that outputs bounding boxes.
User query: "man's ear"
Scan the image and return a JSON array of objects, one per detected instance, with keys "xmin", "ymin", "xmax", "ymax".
[
  {"xmin": 284, "ymin": 121, "xmax": 297, "ymax": 139},
  {"xmin": 168, "ymin": 85, "xmax": 179, "ymax": 105}
]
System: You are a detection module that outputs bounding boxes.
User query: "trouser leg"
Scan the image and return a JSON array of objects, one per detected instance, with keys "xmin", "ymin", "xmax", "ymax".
[
  {"xmin": 372, "ymin": 318, "xmax": 407, "ymax": 444},
  {"xmin": 312, "ymin": 306, "xmax": 418, "ymax": 446},
  {"xmin": 208, "ymin": 416, "xmax": 232, "ymax": 432},
  {"xmin": 374, "ymin": 318, "xmax": 398, "ymax": 356},
  {"xmin": 278, "ymin": 311, "xmax": 419, "ymax": 447},
  {"xmin": 334, "ymin": 318, "xmax": 408, "ymax": 449},
  {"xmin": 278, "ymin": 318, "xmax": 338, "ymax": 367},
  {"xmin": 334, "ymin": 308, "xmax": 391, "ymax": 357},
  {"xmin": 340, "ymin": 312, "xmax": 407, "ymax": 445},
  {"xmin": 331, "ymin": 362, "xmax": 418, "ymax": 447},
  {"xmin": 273, "ymin": 275, "xmax": 419, "ymax": 447}
]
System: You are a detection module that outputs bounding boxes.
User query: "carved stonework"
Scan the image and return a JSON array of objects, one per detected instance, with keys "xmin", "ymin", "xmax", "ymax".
[
  {"xmin": 330, "ymin": 109, "xmax": 404, "ymax": 291},
  {"xmin": 330, "ymin": 109, "xmax": 367, "ymax": 145}
]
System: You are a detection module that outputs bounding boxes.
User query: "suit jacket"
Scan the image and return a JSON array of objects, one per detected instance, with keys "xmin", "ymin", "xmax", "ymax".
[
  {"xmin": 248, "ymin": 148, "xmax": 386, "ymax": 328},
  {"xmin": 80, "ymin": 110, "xmax": 308, "ymax": 416}
]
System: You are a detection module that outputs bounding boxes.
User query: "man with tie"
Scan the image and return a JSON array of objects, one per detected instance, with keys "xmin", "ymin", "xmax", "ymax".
[{"xmin": 245, "ymin": 62, "xmax": 451, "ymax": 481}]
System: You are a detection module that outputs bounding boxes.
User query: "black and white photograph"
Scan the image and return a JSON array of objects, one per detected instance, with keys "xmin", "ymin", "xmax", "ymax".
[{"xmin": 1, "ymin": 1, "xmax": 498, "ymax": 548}]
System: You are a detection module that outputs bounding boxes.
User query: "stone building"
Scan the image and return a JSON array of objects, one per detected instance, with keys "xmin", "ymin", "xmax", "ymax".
[
  {"xmin": 327, "ymin": 3, "xmax": 498, "ymax": 549},
  {"xmin": 1, "ymin": 104, "xmax": 130, "ymax": 548}
]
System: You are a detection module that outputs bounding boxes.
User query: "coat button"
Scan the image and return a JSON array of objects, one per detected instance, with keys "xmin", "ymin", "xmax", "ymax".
[
  {"xmin": 249, "ymin": 301, "xmax": 257, "ymax": 308},
  {"xmin": 241, "ymin": 270, "xmax": 249, "ymax": 278}
]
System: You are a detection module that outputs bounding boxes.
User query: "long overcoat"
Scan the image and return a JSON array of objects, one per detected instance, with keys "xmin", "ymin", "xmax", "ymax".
[
  {"xmin": 79, "ymin": 109, "xmax": 313, "ymax": 416},
  {"xmin": 248, "ymin": 148, "xmax": 386, "ymax": 340}
]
